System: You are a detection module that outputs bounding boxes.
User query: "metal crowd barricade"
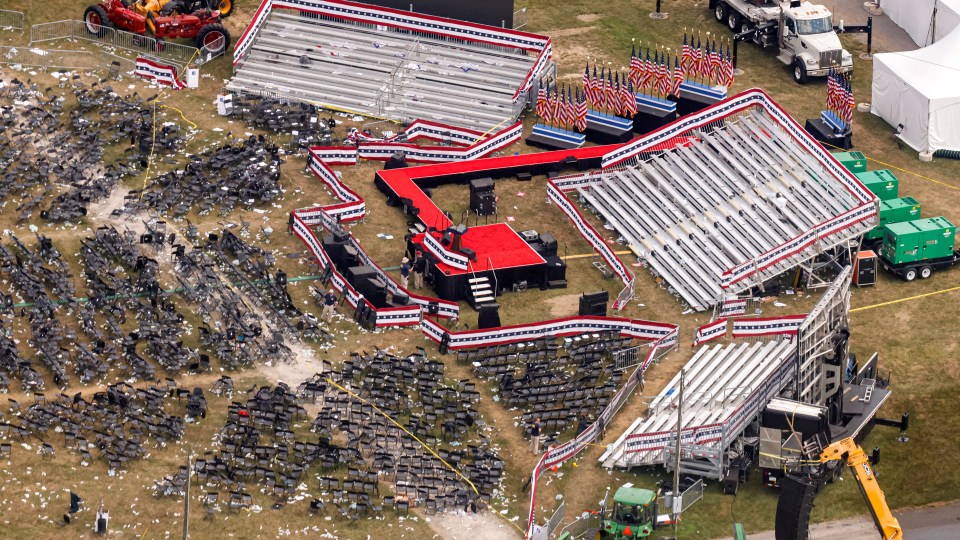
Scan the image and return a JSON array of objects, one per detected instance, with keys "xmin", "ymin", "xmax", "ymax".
[
  {"xmin": 29, "ymin": 20, "xmax": 204, "ymax": 68},
  {"xmin": 0, "ymin": 10, "xmax": 25, "ymax": 33},
  {"xmin": 0, "ymin": 46, "xmax": 99, "ymax": 71}
]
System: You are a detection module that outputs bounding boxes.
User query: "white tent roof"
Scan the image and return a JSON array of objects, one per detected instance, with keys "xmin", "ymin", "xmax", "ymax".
[
  {"xmin": 872, "ymin": 22, "xmax": 960, "ymax": 151},
  {"xmin": 883, "ymin": 0, "xmax": 960, "ymax": 46}
]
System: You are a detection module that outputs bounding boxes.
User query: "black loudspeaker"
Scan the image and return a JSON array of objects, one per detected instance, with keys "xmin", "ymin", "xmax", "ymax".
[
  {"xmin": 775, "ymin": 475, "xmax": 816, "ymax": 540},
  {"xmin": 544, "ymin": 256, "xmax": 567, "ymax": 281},
  {"xmin": 333, "ymin": 229, "xmax": 350, "ymax": 243},
  {"xmin": 477, "ymin": 303, "xmax": 501, "ymax": 329},
  {"xmin": 537, "ymin": 232, "xmax": 558, "ymax": 256},
  {"xmin": 392, "ymin": 293, "xmax": 409, "ymax": 306},
  {"xmin": 469, "ymin": 178, "xmax": 494, "ymax": 193},
  {"xmin": 470, "ymin": 191, "xmax": 496, "ymax": 216},
  {"xmin": 579, "ymin": 291, "xmax": 609, "ymax": 317}
]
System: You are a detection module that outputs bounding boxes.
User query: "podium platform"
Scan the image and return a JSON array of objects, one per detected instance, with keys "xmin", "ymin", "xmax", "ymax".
[
  {"xmin": 585, "ymin": 111, "xmax": 634, "ymax": 144},
  {"xmin": 526, "ymin": 124, "xmax": 586, "ymax": 150}
]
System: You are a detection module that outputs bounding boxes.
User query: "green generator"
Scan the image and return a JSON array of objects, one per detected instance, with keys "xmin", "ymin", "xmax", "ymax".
[
  {"xmin": 855, "ymin": 169, "xmax": 900, "ymax": 201},
  {"xmin": 832, "ymin": 151, "xmax": 867, "ymax": 174},
  {"xmin": 864, "ymin": 197, "xmax": 921, "ymax": 242},
  {"xmin": 880, "ymin": 217, "xmax": 957, "ymax": 266}
]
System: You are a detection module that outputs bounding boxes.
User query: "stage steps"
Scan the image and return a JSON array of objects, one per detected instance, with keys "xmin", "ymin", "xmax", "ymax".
[{"xmin": 467, "ymin": 276, "xmax": 495, "ymax": 309}]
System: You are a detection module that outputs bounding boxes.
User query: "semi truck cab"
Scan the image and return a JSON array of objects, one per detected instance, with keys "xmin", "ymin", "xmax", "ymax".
[{"xmin": 778, "ymin": 3, "xmax": 853, "ymax": 82}]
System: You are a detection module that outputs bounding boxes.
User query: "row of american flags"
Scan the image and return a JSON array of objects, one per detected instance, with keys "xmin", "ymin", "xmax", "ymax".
[
  {"xmin": 535, "ymin": 82, "xmax": 591, "ymax": 131},
  {"xmin": 628, "ymin": 34, "xmax": 736, "ymax": 91},
  {"xmin": 826, "ymin": 68, "xmax": 855, "ymax": 124}
]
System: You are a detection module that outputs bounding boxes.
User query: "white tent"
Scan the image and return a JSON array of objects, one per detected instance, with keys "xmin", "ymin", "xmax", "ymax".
[
  {"xmin": 872, "ymin": 16, "xmax": 960, "ymax": 152},
  {"xmin": 882, "ymin": 0, "xmax": 960, "ymax": 46}
]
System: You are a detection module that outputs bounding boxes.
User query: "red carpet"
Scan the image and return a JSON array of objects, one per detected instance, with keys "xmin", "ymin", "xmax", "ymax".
[{"xmin": 415, "ymin": 224, "xmax": 546, "ymax": 276}]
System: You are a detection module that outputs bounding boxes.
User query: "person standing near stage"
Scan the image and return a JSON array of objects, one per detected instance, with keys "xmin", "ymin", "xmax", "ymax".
[
  {"xmin": 322, "ymin": 289, "xmax": 337, "ymax": 323},
  {"xmin": 530, "ymin": 418, "xmax": 542, "ymax": 454},
  {"xmin": 412, "ymin": 250, "xmax": 426, "ymax": 290},
  {"xmin": 399, "ymin": 256, "xmax": 411, "ymax": 289}
]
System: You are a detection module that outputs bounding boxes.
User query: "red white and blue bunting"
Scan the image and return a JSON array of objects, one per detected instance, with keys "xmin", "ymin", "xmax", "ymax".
[
  {"xmin": 357, "ymin": 121, "xmax": 523, "ymax": 163},
  {"xmin": 730, "ymin": 314, "xmax": 807, "ymax": 338},
  {"xmin": 718, "ymin": 297, "xmax": 748, "ymax": 318},
  {"xmin": 134, "ymin": 58, "xmax": 185, "ymax": 89},
  {"xmin": 692, "ymin": 318, "xmax": 727, "ymax": 347},
  {"xmin": 421, "ymin": 315, "xmax": 677, "ymax": 351},
  {"xmin": 421, "ymin": 233, "xmax": 469, "ymax": 271}
]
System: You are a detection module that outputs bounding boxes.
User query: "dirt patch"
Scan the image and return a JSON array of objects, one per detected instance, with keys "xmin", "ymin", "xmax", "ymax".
[
  {"xmin": 548, "ymin": 26, "xmax": 595, "ymax": 38},
  {"xmin": 543, "ymin": 293, "xmax": 583, "ymax": 317},
  {"xmin": 428, "ymin": 510, "xmax": 522, "ymax": 540},
  {"xmin": 577, "ymin": 13, "xmax": 602, "ymax": 23}
]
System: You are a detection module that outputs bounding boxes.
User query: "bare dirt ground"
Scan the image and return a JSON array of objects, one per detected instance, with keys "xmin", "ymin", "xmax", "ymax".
[
  {"xmin": 430, "ymin": 510, "xmax": 521, "ymax": 540},
  {"xmin": 543, "ymin": 293, "xmax": 582, "ymax": 318}
]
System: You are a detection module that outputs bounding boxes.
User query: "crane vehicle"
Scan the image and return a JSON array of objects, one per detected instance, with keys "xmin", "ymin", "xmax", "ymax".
[{"xmin": 777, "ymin": 437, "xmax": 903, "ymax": 539}]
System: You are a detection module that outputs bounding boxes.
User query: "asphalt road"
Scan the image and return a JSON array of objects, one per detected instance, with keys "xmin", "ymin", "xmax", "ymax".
[
  {"xmin": 747, "ymin": 500, "xmax": 960, "ymax": 539},
  {"xmin": 830, "ymin": 0, "xmax": 918, "ymax": 53}
]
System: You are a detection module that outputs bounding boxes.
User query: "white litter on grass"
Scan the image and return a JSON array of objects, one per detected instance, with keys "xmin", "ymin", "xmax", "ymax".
[{"xmin": 774, "ymin": 301, "xmax": 787, "ymax": 307}]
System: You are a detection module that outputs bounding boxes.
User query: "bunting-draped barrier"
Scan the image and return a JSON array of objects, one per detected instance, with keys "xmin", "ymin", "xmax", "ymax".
[
  {"xmin": 134, "ymin": 58, "xmax": 185, "ymax": 89},
  {"xmin": 402, "ymin": 119, "xmax": 486, "ymax": 146},
  {"xmin": 291, "ymin": 148, "xmax": 460, "ymax": 324},
  {"xmin": 523, "ymin": 337, "xmax": 675, "ymax": 539},
  {"xmin": 235, "ymin": 0, "xmax": 551, "ymax": 64},
  {"xmin": 421, "ymin": 315, "xmax": 678, "ymax": 351},
  {"xmin": 357, "ymin": 121, "xmax": 523, "ymax": 163},
  {"xmin": 546, "ymin": 174, "xmax": 636, "ymax": 310},
  {"xmin": 309, "ymin": 146, "xmax": 358, "ymax": 165},
  {"xmin": 421, "ymin": 232, "xmax": 469, "ymax": 271},
  {"xmin": 730, "ymin": 314, "xmax": 807, "ymax": 338}
]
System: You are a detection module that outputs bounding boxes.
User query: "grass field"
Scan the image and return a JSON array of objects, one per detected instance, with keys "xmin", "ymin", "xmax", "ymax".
[{"xmin": 1, "ymin": 0, "xmax": 959, "ymax": 539}]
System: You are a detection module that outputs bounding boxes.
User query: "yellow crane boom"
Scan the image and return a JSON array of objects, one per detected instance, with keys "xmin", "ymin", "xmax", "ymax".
[{"xmin": 820, "ymin": 437, "xmax": 903, "ymax": 539}]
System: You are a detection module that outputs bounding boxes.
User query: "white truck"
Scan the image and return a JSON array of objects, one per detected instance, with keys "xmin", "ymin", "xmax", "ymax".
[{"xmin": 708, "ymin": 0, "xmax": 854, "ymax": 84}]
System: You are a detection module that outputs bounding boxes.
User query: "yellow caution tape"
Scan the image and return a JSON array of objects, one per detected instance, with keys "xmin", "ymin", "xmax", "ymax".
[{"xmin": 851, "ymin": 285, "xmax": 960, "ymax": 313}]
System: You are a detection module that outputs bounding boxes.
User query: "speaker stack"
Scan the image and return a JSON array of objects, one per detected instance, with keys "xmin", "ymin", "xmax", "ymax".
[
  {"xmin": 774, "ymin": 475, "xmax": 816, "ymax": 540},
  {"xmin": 477, "ymin": 303, "xmax": 501, "ymax": 329},
  {"xmin": 469, "ymin": 178, "xmax": 496, "ymax": 216},
  {"xmin": 578, "ymin": 291, "xmax": 609, "ymax": 316}
]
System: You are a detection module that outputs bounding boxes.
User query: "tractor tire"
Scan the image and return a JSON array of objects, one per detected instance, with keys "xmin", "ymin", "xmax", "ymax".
[
  {"xmin": 793, "ymin": 60, "xmax": 809, "ymax": 84},
  {"xmin": 196, "ymin": 23, "xmax": 231, "ymax": 56},
  {"xmin": 212, "ymin": 0, "xmax": 233, "ymax": 17},
  {"xmin": 84, "ymin": 5, "xmax": 113, "ymax": 37}
]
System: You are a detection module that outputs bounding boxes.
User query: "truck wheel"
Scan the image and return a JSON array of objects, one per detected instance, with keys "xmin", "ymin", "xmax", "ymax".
[
  {"xmin": 196, "ymin": 23, "xmax": 231, "ymax": 56},
  {"xmin": 715, "ymin": 2, "xmax": 727, "ymax": 23},
  {"xmin": 84, "ymin": 5, "xmax": 112, "ymax": 37},
  {"xmin": 740, "ymin": 21, "xmax": 754, "ymax": 35},
  {"xmin": 793, "ymin": 61, "xmax": 809, "ymax": 84},
  {"xmin": 920, "ymin": 266, "xmax": 933, "ymax": 279},
  {"xmin": 904, "ymin": 267, "xmax": 918, "ymax": 281},
  {"xmin": 728, "ymin": 12, "xmax": 742, "ymax": 32}
]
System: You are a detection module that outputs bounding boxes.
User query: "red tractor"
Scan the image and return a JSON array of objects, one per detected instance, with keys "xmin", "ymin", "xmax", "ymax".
[{"xmin": 84, "ymin": 0, "xmax": 231, "ymax": 57}]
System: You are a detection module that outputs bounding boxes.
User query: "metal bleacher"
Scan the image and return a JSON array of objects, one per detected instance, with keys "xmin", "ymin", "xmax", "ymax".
[
  {"xmin": 228, "ymin": 10, "xmax": 536, "ymax": 132},
  {"xmin": 580, "ymin": 109, "xmax": 870, "ymax": 311},
  {"xmin": 600, "ymin": 339, "xmax": 796, "ymax": 475}
]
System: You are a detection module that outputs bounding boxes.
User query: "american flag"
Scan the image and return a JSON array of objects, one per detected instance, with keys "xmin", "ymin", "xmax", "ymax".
[
  {"xmin": 606, "ymin": 71, "xmax": 617, "ymax": 112},
  {"xmin": 575, "ymin": 88, "xmax": 588, "ymax": 132},
  {"xmin": 723, "ymin": 46, "xmax": 735, "ymax": 87},
  {"xmin": 566, "ymin": 85, "xmax": 577, "ymax": 126},
  {"xmin": 550, "ymin": 84, "xmax": 565, "ymax": 124},
  {"xmin": 681, "ymin": 33, "xmax": 692, "ymax": 73},
  {"xmin": 842, "ymin": 75, "xmax": 855, "ymax": 123},
  {"xmin": 641, "ymin": 49, "xmax": 653, "ymax": 90},
  {"xmin": 657, "ymin": 54, "xmax": 671, "ymax": 96},
  {"xmin": 590, "ymin": 65, "xmax": 600, "ymax": 106},
  {"xmin": 582, "ymin": 64, "xmax": 592, "ymax": 104},
  {"xmin": 673, "ymin": 55, "xmax": 684, "ymax": 97},
  {"xmin": 692, "ymin": 37, "xmax": 703, "ymax": 79},
  {"xmin": 630, "ymin": 45, "xmax": 642, "ymax": 87},
  {"xmin": 709, "ymin": 40, "xmax": 723, "ymax": 83},
  {"xmin": 535, "ymin": 79, "xmax": 550, "ymax": 122},
  {"xmin": 621, "ymin": 81, "xmax": 637, "ymax": 117}
]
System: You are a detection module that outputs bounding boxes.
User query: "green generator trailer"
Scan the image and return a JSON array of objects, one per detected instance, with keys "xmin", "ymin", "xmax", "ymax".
[
  {"xmin": 854, "ymin": 169, "xmax": 900, "ymax": 201},
  {"xmin": 878, "ymin": 217, "xmax": 960, "ymax": 280},
  {"xmin": 831, "ymin": 151, "xmax": 867, "ymax": 174},
  {"xmin": 863, "ymin": 197, "xmax": 921, "ymax": 244}
]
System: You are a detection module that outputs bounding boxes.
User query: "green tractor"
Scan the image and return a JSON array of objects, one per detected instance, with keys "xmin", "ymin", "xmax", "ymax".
[{"xmin": 596, "ymin": 485, "xmax": 659, "ymax": 539}]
